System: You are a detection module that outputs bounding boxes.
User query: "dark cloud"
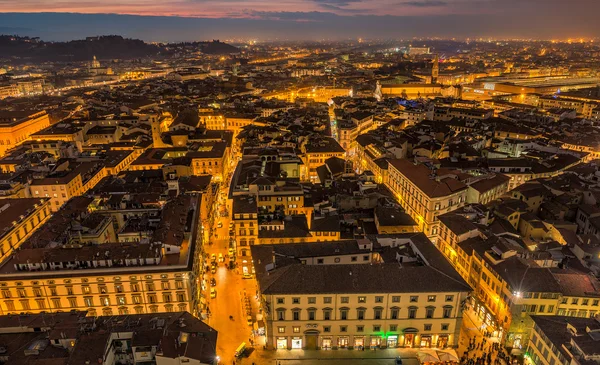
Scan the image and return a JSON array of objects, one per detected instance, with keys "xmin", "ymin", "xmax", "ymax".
[
  {"xmin": 312, "ymin": 0, "xmax": 363, "ymax": 5},
  {"xmin": 403, "ymin": 0, "xmax": 447, "ymax": 7}
]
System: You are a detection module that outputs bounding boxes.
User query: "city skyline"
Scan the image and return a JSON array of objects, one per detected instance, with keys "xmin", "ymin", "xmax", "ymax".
[{"xmin": 0, "ymin": 0, "xmax": 599, "ymax": 41}]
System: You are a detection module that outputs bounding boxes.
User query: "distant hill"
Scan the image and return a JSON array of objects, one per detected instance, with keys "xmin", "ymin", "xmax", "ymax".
[
  {"xmin": 0, "ymin": 35, "xmax": 162, "ymax": 62},
  {"xmin": 197, "ymin": 40, "xmax": 240, "ymax": 55},
  {"xmin": 0, "ymin": 35, "xmax": 239, "ymax": 63}
]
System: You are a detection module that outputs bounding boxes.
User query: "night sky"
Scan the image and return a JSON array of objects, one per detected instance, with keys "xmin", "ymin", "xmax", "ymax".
[{"xmin": 0, "ymin": 0, "xmax": 598, "ymax": 41}]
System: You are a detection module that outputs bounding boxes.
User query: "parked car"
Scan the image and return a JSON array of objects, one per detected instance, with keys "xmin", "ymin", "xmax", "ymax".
[
  {"xmin": 210, "ymin": 288, "xmax": 217, "ymax": 298},
  {"xmin": 210, "ymin": 278, "xmax": 216, "ymax": 287},
  {"xmin": 395, "ymin": 356, "xmax": 403, "ymax": 365},
  {"xmin": 246, "ymin": 316, "xmax": 253, "ymax": 326},
  {"xmin": 217, "ymin": 221, "xmax": 223, "ymax": 228},
  {"xmin": 210, "ymin": 254, "xmax": 217, "ymax": 263},
  {"xmin": 218, "ymin": 253, "xmax": 224, "ymax": 263}
]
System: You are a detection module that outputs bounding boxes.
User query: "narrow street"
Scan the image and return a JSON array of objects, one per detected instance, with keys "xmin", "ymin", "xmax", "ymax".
[{"xmin": 202, "ymin": 183, "xmax": 262, "ymax": 365}]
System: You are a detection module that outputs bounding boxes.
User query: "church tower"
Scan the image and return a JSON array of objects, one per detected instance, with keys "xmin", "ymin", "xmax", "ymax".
[
  {"xmin": 90, "ymin": 55, "xmax": 101, "ymax": 69},
  {"xmin": 432, "ymin": 54, "xmax": 439, "ymax": 84}
]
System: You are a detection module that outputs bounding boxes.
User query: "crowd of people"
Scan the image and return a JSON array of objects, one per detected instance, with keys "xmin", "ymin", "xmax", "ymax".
[{"xmin": 460, "ymin": 334, "xmax": 518, "ymax": 365}]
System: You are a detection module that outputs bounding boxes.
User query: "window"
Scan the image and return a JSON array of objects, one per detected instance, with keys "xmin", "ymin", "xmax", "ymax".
[
  {"xmin": 358, "ymin": 296, "xmax": 366, "ymax": 303},
  {"xmin": 392, "ymin": 296, "xmax": 400, "ymax": 303},
  {"xmin": 293, "ymin": 326, "xmax": 300, "ymax": 333},
  {"xmin": 390, "ymin": 325, "xmax": 398, "ymax": 332},
  {"xmin": 340, "ymin": 325, "xmax": 347, "ymax": 332},
  {"xmin": 351, "ymin": 256, "xmax": 357, "ymax": 262},
  {"xmin": 363, "ymin": 255, "xmax": 369, "ymax": 261},
  {"xmin": 340, "ymin": 309, "xmax": 348, "ymax": 320},
  {"xmin": 323, "ymin": 326, "xmax": 331, "ymax": 333},
  {"xmin": 308, "ymin": 297, "xmax": 316, "ymax": 304},
  {"xmin": 317, "ymin": 258, "xmax": 324, "ymax": 264},
  {"xmin": 548, "ymin": 305, "xmax": 555, "ymax": 313},
  {"xmin": 341, "ymin": 297, "xmax": 349, "ymax": 303},
  {"xmin": 441, "ymin": 324, "xmax": 449, "ymax": 331},
  {"xmin": 443, "ymin": 306, "xmax": 453, "ymax": 318},
  {"xmin": 427, "ymin": 295, "xmax": 436, "ymax": 302},
  {"xmin": 357, "ymin": 308, "xmax": 365, "ymax": 320},
  {"xmin": 277, "ymin": 310, "xmax": 285, "ymax": 321},
  {"xmin": 445, "ymin": 295, "xmax": 454, "ymax": 302},
  {"xmin": 424, "ymin": 324, "xmax": 432, "ymax": 331},
  {"xmin": 324, "ymin": 297, "xmax": 332, "ymax": 304},
  {"xmin": 593, "ymin": 300, "xmax": 599, "ymax": 306},
  {"xmin": 409, "ymin": 307, "xmax": 417, "ymax": 319},
  {"xmin": 357, "ymin": 325, "xmax": 365, "ymax": 332},
  {"xmin": 323, "ymin": 309, "xmax": 331, "ymax": 320},
  {"xmin": 571, "ymin": 298, "xmax": 579, "ymax": 305},
  {"xmin": 410, "ymin": 296, "xmax": 418, "ymax": 303},
  {"xmin": 308, "ymin": 309, "xmax": 316, "ymax": 321},
  {"xmin": 426, "ymin": 307, "xmax": 435, "ymax": 318},
  {"xmin": 391, "ymin": 308, "xmax": 399, "ymax": 319},
  {"xmin": 292, "ymin": 310, "xmax": 300, "ymax": 321},
  {"xmin": 373, "ymin": 325, "xmax": 381, "ymax": 332},
  {"xmin": 375, "ymin": 296, "xmax": 383, "ymax": 303},
  {"xmin": 374, "ymin": 308, "xmax": 382, "ymax": 320},
  {"xmin": 84, "ymin": 297, "xmax": 93, "ymax": 307},
  {"xmin": 277, "ymin": 298, "xmax": 284, "ymax": 304},
  {"xmin": 278, "ymin": 327, "xmax": 285, "ymax": 333},
  {"xmin": 292, "ymin": 297, "xmax": 300, "ymax": 304}
]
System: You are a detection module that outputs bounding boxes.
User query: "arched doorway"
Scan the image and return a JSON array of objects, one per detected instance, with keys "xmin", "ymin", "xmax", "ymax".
[{"xmin": 304, "ymin": 330, "xmax": 320, "ymax": 350}]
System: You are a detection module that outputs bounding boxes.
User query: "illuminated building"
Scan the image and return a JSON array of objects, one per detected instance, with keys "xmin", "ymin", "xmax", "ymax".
[
  {"xmin": 0, "ymin": 198, "xmax": 51, "ymax": 264},
  {"xmin": 0, "ymin": 110, "xmax": 51, "ymax": 157},
  {"xmin": 408, "ymin": 46, "xmax": 431, "ymax": 55},
  {"xmin": 0, "ymin": 84, "xmax": 19, "ymax": 99},
  {"xmin": 437, "ymin": 210, "xmax": 600, "ymax": 348},
  {"xmin": 301, "ymin": 137, "xmax": 346, "ymax": 182},
  {"xmin": 526, "ymin": 316, "xmax": 600, "ymax": 365},
  {"xmin": 0, "ymin": 195, "xmax": 204, "ymax": 318},
  {"xmin": 252, "ymin": 234, "xmax": 470, "ymax": 351},
  {"xmin": 30, "ymin": 161, "xmax": 107, "ymax": 212},
  {"xmin": 386, "ymin": 159, "xmax": 468, "ymax": 240},
  {"xmin": 431, "ymin": 54, "xmax": 439, "ymax": 84}
]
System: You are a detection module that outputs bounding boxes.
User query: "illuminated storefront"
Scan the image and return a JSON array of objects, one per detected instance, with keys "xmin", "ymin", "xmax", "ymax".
[
  {"xmin": 387, "ymin": 335, "xmax": 398, "ymax": 348},
  {"xmin": 276, "ymin": 338, "xmax": 287, "ymax": 349}
]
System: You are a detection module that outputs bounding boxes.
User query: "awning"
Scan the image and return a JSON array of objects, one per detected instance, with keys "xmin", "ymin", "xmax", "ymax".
[
  {"xmin": 437, "ymin": 349, "xmax": 460, "ymax": 362},
  {"xmin": 418, "ymin": 350, "xmax": 440, "ymax": 363}
]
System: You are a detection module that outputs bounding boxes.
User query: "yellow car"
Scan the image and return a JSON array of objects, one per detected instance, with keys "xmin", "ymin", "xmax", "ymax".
[{"xmin": 210, "ymin": 288, "xmax": 217, "ymax": 298}]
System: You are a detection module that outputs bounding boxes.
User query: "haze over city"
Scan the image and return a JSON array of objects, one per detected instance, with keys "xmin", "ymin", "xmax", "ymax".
[{"xmin": 1, "ymin": 0, "xmax": 600, "ymax": 41}]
